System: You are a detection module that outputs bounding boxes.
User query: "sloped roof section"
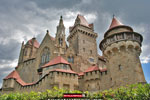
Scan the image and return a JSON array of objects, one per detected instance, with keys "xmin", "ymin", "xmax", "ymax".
[
  {"xmin": 27, "ymin": 38, "xmax": 40, "ymax": 48},
  {"xmin": 4, "ymin": 70, "xmax": 20, "ymax": 80},
  {"xmin": 85, "ymin": 66, "xmax": 99, "ymax": 72},
  {"xmin": 42, "ymin": 56, "xmax": 70, "ymax": 68},
  {"xmin": 77, "ymin": 14, "xmax": 89, "ymax": 27},
  {"xmin": 4, "ymin": 70, "xmax": 27, "ymax": 85},
  {"xmin": 50, "ymin": 69, "xmax": 77, "ymax": 74},
  {"xmin": 85, "ymin": 66, "xmax": 107, "ymax": 73},
  {"xmin": 4, "ymin": 70, "xmax": 36, "ymax": 86},
  {"xmin": 109, "ymin": 17, "xmax": 123, "ymax": 29},
  {"xmin": 78, "ymin": 72, "xmax": 84, "ymax": 76}
]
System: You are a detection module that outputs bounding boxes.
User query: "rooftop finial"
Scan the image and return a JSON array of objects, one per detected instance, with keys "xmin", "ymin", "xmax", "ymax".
[
  {"xmin": 113, "ymin": 14, "xmax": 115, "ymax": 18},
  {"xmin": 46, "ymin": 30, "xmax": 49, "ymax": 34},
  {"xmin": 60, "ymin": 15, "xmax": 62, "ymax": 19}
]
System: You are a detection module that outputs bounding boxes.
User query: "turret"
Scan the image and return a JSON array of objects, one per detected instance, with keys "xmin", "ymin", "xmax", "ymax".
[
  {"xmin": 100, "ymin": 16, "xmax": 146, "ymax": 88},
  {"xmin": 18, "ymin": 41, "xmax": 24, "ymax": 65},
  {"xmin": 19, "ymin": 37, "xmax": 40, "ymax": 62}
]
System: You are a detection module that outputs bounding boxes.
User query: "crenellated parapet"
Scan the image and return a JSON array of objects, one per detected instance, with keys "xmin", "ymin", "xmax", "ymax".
[
  {"xmin": 67, "ymin": 24, "xmax": 97, "ymax": 41},
  {"xmin": 100, "ymin": 32, "xmax": 143, "ymax": 57}
]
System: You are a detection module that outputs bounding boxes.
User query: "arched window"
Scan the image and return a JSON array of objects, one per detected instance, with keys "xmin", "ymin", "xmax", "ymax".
[{"xmin": 41, "ymin": 47, "xmax": 50, "ymax": 65}]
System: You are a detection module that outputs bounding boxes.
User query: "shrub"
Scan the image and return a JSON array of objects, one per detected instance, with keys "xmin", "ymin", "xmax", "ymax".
[{"xmin": 0, "ymin": 84, "xmax": 149, "ymax": 100}]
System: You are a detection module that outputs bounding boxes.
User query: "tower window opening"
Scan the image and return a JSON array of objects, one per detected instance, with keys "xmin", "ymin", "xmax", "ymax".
[
  {"xmin": 119, "ymin": 65, "xmax": 122, "ymax": 71},
  {"xmin": 90, "ymin": 50, "xmax": 92, "ymax": 54},
  {"xmin": 83, "ymin": 48, "xmax": 85, "ymax": 52},
  {"xmin": 59, "ymin": 38, "xmax": 63, "ymax": 46}
]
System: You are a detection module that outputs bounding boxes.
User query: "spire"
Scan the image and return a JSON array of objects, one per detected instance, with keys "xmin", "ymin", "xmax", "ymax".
[
  {"xmin": 59, "ymin": 15, "xmax": 64, "ymax": 26},
  {"xmin": 109, "ymin": 16, "xmax": 123, "ymax": 29},
  {"xmin": 56, "ymin": 16, "xmax": 65, "ymax": 35}
]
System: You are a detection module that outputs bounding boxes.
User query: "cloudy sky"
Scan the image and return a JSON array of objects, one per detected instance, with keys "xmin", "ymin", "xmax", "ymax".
[{"xmin": 0, "ymin": 0, "xmax": 150, "ymax": 87}]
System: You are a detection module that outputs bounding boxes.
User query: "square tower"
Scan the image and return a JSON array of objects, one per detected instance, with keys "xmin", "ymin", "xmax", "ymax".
[{"xmin": 67, "ymin": 15, "xmax": 98, "ymax": 65}]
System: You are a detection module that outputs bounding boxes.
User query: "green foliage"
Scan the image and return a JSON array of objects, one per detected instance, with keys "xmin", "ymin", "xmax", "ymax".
[{"xmin": 0, "ymin": 84, "xmax": 150, "ymax": 100}]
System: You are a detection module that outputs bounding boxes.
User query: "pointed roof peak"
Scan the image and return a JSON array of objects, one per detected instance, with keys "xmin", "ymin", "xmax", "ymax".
[
  {"xmin": 109, "ymin": 17, "xmax": 123, "ymax": 29},
  {"xmin": 76, "ymin": 14, "xmax": 89, "ymax": 27},
  {"xmin": 46, "ymin": 30, "xmax": 49, "ymax": 34},
  {"xmin": 27, "ymin": 37, "xmax": 40, "ymax": 48},
  {"xmin": 60, "ymin": 15, "xmax": 63, "ymax": 19},
  {"xmin": 59, "ymin": 15, "xmax": 64, "ymax": 26},
  {"xmin": 4, "ymin": 70, "xmax": 19, "ymax": 80}
]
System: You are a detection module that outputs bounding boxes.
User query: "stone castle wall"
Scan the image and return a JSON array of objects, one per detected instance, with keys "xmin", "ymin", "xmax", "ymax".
[{"xmin": 2, "ymin": 71, "xmax": 78, "ymax": 93}]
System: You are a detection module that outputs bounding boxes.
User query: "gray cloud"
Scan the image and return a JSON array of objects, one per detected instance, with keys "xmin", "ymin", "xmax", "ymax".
[{"xmin": 0, "ymin": 0, "xmax": 150, "ymax": 87}]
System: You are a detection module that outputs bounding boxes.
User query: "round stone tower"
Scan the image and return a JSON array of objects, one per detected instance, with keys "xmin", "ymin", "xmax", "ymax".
[{"xmin": 99, "ymin": 17, "xmax": 146, "ymax": 88}]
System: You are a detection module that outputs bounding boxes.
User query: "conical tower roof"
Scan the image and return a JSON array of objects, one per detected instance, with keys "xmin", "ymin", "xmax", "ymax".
[
  {"xmin": 104, "ymin": 16, "xmax": 133, "ymax": 38},
  {"xmin": 109, "ymin": 17, "xmax": 123, "ymax": 29}
]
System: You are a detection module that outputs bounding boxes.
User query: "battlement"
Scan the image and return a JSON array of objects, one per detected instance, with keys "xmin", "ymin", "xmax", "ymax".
[
  {"xmin": 100, "ymin": 32, "xmax": 143, "ymax": 52},
  {"xmin": 67, "ymin": 25, "xmax": 97, "ymax": 41},
  {"xmin": 2, "ymin": 70, "xmax": 78, "ymax": 93}
]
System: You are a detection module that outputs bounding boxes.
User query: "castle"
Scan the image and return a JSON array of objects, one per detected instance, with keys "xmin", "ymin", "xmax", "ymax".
[{"xmin": 1, "ymin": 15, "xmax": 146, "ymax": 93}]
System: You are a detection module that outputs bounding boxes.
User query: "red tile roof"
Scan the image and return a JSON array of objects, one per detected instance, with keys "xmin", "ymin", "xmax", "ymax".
[
  {"xmin": 85, "ymin": 66, "xmax": 99, "ymax": 72},
  {"xmin": 4, "ymin": 70, "xmax": 20, "ymax": 80},
  {"xmin": 42, "ymin": 56, "xmax": 70, "ymax": 68},
  {"xmin": 78, "ymin": 66, "xmax": 107, "ymax": 76},
  {"xmin": 4, "ymin": 70, "xmax": 27, "ymax": 85},
  {"xmin": 50, "ymin": 69, "xmax": 77, "ymax": 74},
  {"xmin": 109, "ymin": 17, "xmax": 123, "ymax": 29},
  {"xmin": 78, "ymin": 72, "xmax": 84, "ymax": 76},
  {"xmin": 77, "ymin": 14, "xmax": 89, "ymax": 27},
  {"xmin": 85, "ymin": 66, "xmax": 107, "ymax": 73},
  {"xmin": 27, "ymin": 38, "xmax": 40, "ymax": 48},
  {"xmin": 4, "ymin": 70, "xmax": 36, "ymax": 86}
]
